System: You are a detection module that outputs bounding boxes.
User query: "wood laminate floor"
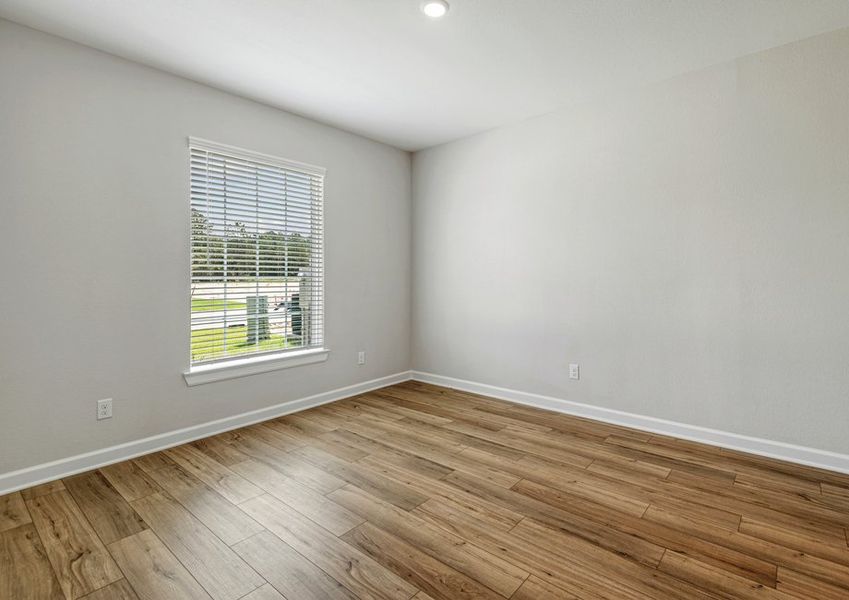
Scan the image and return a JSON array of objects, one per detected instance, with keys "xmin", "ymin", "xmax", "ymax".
[{"xmin": 3, "ymin": 381, "xmax": 849, "ymax": 599}]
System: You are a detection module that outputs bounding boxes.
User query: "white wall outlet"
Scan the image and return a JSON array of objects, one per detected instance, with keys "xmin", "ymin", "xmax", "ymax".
[
  {"xmin": 97, "ymin": 398, "xmax": 113, "ymax": 420},
  {"xmin": 357, "ymin": 351, "xmax": 366, "ymax": 365},
  {"xmin": 569, "ymin": 364, "xmax": 580, "ymax": 380}
]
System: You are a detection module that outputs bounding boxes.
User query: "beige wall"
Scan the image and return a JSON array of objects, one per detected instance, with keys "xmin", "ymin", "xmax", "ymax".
[
  {"xmin": 412, "ymin": 27, "xmax": 849, "ymax": 454},
  {"xmin": 0, "ymin": 19, "xmax": 412, "ymax": 473}
]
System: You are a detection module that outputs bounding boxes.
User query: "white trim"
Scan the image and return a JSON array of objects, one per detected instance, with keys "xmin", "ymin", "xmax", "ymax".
[
  {"xmin": 411, "ymin": 371, "xmax": 849, "ymax": 476},
  {"xmin": 184, "ymin": 348, "xmax": 330, "ymax": 386},
  {"xmin": 188, "ymin": 136, "xmax": 326, "ymax": 176},
  {"xmin": 8, "ymin": 368, "xmax": 847, "ymax": 495},
  {"xmin": 0, "ymin": 371, "xmax": 412, "ymax": 496}
]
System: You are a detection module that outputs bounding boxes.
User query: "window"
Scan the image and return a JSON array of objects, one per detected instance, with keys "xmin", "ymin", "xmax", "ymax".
[{"xmin": 187, "ymin": 138, "xmax": 325, "ymax": 376}]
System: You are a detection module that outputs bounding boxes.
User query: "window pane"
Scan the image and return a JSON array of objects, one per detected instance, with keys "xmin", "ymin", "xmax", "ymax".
[{"xmin": 189, "ymin": 141, "xmax": 324, "ymax": 365}]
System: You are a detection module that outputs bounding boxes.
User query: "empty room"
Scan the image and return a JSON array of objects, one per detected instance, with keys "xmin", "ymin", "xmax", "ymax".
[{"xmin": 2, "ymin": 1, "xmax": 849, "ymax": 598}]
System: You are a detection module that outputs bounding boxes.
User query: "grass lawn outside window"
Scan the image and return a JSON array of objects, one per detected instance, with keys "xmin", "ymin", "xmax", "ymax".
[
  {"xmin": 191, "ymin": 326, "xmax": 298, "ymax": 363},
  {"xmin": 191, "ymin": 298, "xmax": 246, "ymax": 312}
]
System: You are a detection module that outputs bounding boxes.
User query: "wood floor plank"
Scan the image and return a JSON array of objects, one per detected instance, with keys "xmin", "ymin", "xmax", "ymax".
[
  {"xmin": 230, "ymin": 458, "xmax": 363, "ymax": 536},
  {"xmin": 21, "ymin": 480, "xmax": 66, "ymax": 500},
  {"xmin": 165, "ymin": 444, "xmax": 263, "ymax": 504},
  {"xmin": 416, "ymin": 489, "xmax": 666, "ymax": 571},
  {"xmin": 132, "ymin": 452, "xmax": 175, "ymax": 474},
  {"xmin": 369, "ymin": 391, "xmax": 506, "ymax": 432},
  {"xmin": 500, "ymin": 425, "xmax": 603, "ymax": 466},
  {"xmin": 719, "ymin": 482, "xmax": 849, "ymax": 533},
  {"xmin": 232, "ymin": 530, "xmax": 357, "ymax": 600},
  {"xmin": 643, "ymin": 500, "xmax": 742, "ymax": 533},
  {"xmin": 511, "ymin": 576, "xmax": 582, "ymax": 600},
  {"xmin": 251, "ymin": 449, "xmax": 347, "ymax": 494},
  {"xmin": 0, "ymin": 491, "xmax": 31, "ymax": 532},
  {"xmin": 738, "ymin": 516, "xmax": 849, "ymax": 565},
  {"xmin": 514, "ymin": 455, "xmax": 651, "ymax": 517},
  {"xmin": 666, "ymin": 467, "xmax": 735, "ymax": 489},
  {"xmin": 145, "ymin": 464, "xmax": 264, "ymax": 546},
  {"xmin": 509, "ymin": 517, "xmax": 716, "ymax": 600},
  {"xmin": 107, "ymin": 530, "xmax": 211, "ymax": 600},
  {"xmin": 647, "ymin": 434, "xmax": 846, "ymax": 489},
  {"xmin": 80, "ymin": 579, "xmax": 139, "ymax": 600},
  {"xmin": 191, "ymin": 437, "xmax": 249, "ymax": 467},
  {"xmin": 26, "ymin": 490, "xmax": 123, "ymax": 599},
  {"xmin": 379, "ymin": 387, "xmax": 554, "ymax": 435},
  {"xmin": 340, "ymin": 419, "xmax": 474, "ymax": 464},
  {"xmin": 658, "ymin": 550, "xmax": 797, "ymax": 599},
  {"xmin": 303, "ymin": 405, "xmax": 361, "ymax": 429},
  {"xmin": 308, "ymin": 431, "xmax": 370, "ymax": 461},
  {"xmin": 99, "ymin": 462, "xmax": 160, "ymax": 503},
  {"xmin": 417, "ymin": 447, "xmax": 521, "ymax": 488},
  {"xmin": 244, "ymin": 423, "xmax": 306, "ymax": 451},
  {"xmin": 215, "ymin": 430, "xmax": 293, "ymax": 464},
  {"xmin": 130, "ymin": 492, "xmax": 264, "ymax": 600},
  {"xmin": 606, "ymin": 436, "xmax": 849, "ymax": 529},
  {"xmin": 239, "ymin": 493, "xmax": 418, "ymax": 600},
  {"xmin": 642, "ymin": 500, "xmax": 849, "ymax": 590},
  {"xmin": 263, "ymin": 414, "xmax": 330, "ymax": 440},
  {"xmin": 510, "ymin": 477, "xmax": 777, "ymax": 586},
  {"xmin": 455, "ymin": 466, "xmax": 666, "ymax": 560},
  {"xmin": 441, "ymin": 420, "xmax": 580, "ymax": 465},
  {"xmin": 387, "ymin": 414, "xmax": 530, "ymax": 463},
  {"xmin": 459, "ymin": 400, "xmax": 639, "ymax": 443},
  {"xmin": 565, "ymin": 438, "xmax": 848, "ymax": 538},
  {"xmin": 328, "ymin": 484, "xmax": 529, "ymax": 598},
  {"xmin": 326, "ymin": 428, "xmax": 455, "ymax": 480},
  {"xmin": 413, "ymin": 495, "xmax": 703, "ymax": 600},
  {"xmin": 328, "ymin": 398, "xmax": 407, "ymax": 423},
  {"xmin": 776, "ymin": 567, "xmax": 849, "ymax": 600},
  {"xmin": 360, "ymin": 415, "xmax": 472, "ymax": 455},
  {"xmin": 822, "ymin": 482, "xmax": 849, "ymax": 500},
  {"xmin": 357, "ymin": 456, "xmax": 523, "ymax": 531},
  {"xmin": 356, "ymin": 393, "xmax": 454, "ymax": 425},
  {"xmin": 64, "ymin": 470, "xmax": 148, "ymax": 544},
  {"xmin": 587, "ymin": 453, "xmax": 670, "ymax": 482},
  {"xmin": 10, "ymin": 381, "xmax": 849, "ymax": 600},
  {"xmin": 343, "ymin": 420, "xmax": 517, "ymax": 487},
  {"xmin": 279, "ymin": 411, "xmax": 338, "ymax": 434},
  {"xmin": 239, "ymin": 584, "xmax": 287, "ymax": 600},
  {"xmin": 0, "ymin": 523, "xmax": 64, "ymax": 599},
  {"xmin": 341, "ymin": 521, "xmax": 504, "ymax": 600},
  {"xmin": 717, "ymin": 447, "xmax": 849, "ymax": 490},
  {"xmin": 294, "ymin": 445, "xmax": 429, "ymax": 510},
  {"xmin": 734, "ymin": 469, "xmax": 823, "ymax": 497},
  {"xmin": 600, "ymin": 439, "xmax": 746, "ymax": 485}
]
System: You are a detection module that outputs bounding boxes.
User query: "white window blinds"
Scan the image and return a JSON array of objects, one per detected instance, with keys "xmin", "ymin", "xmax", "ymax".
[{"xmin": 189, "ymin": 138, "xmax": 324, "ymax": 365}]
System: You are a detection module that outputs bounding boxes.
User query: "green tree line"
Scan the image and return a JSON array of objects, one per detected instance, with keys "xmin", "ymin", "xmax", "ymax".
[{"xmin": 192, "ymin": 209, "xmax": 311, "ymax": 280}]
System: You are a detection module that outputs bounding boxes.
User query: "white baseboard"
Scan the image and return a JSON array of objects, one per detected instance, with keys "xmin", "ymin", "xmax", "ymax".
[
  {"xmin": 411, "ymin": 370, "xmax": 849, "ymax": 476},
  {"xmin": 6, "ymin": 368, "xmax": 847, "ymax": 495},
  {"xmin": 0, "ymin": 371, "xmax": 412, "ymax": 495}
]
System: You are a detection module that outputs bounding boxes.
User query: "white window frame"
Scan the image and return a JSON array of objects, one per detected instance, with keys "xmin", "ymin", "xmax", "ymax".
[{"xmin": 183, "ymin": 137, "xmax": 328, "ymax": 386}]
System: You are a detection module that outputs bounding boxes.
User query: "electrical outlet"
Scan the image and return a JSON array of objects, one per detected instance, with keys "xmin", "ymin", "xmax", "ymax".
[
  {"xmin": 357, "ymin": 351, "xmax": 366, "ymax": 365},
  {"xmin": 97, "ymin": 398, "xmax": 113, "ymax": 420},
  {"xmin": 569, "ymin": 364, "xmax": 580, "ymax": 380}
]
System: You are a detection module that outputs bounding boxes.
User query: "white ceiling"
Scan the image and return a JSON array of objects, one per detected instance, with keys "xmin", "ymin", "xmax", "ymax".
[{"xmin": 2, "ymin": 1, "xmax": 849, "ymax": 151}]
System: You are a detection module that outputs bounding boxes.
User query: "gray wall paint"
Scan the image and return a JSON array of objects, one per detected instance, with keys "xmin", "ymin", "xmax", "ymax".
[
  {"xmin": 0, "ymin": 19, "xmax": 411, "ymax": 473},
  {"xmin": 3, "ymin": 17, "xmax": 849, "ymax": 477},
  {"xmin": 412, "ymin": 28, "xmax": 849, "ymax": 454}
]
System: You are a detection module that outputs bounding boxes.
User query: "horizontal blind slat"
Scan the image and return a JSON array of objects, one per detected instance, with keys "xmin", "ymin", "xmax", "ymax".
[{"xmin": 190, "ymin": 142, "xmax": 324, "ymax": 366}]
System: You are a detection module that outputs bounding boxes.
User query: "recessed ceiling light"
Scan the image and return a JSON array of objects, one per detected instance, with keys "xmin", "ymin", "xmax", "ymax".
[{"xmin": 421, "ymin": 0, "xmax": 449, "ymax": 18}]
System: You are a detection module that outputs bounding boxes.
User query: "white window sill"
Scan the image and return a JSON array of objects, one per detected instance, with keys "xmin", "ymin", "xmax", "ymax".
[{"xmin": 183, "ymin": 348, "xmax": 329, "ymax": 386}]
